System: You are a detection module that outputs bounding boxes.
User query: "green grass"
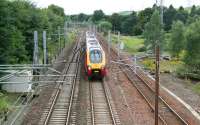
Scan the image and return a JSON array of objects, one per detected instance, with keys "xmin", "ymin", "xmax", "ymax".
[
  {"xmin": 0, "ymin": 91, "xmax": 19, "ymax": 115},
  {"xmin": 112, "ymin": 35, "xmax": 144, "ymax": 55},
  {"xmin": 0, "ymin": 91, "xmax": 23, "ymax": 116},
  {"xmin": 192, "ymin": 82, "xmax": 200, "ymax": 95}
]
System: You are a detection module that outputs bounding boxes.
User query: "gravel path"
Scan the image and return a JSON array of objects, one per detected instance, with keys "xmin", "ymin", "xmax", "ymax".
[{"xmin": 160, "ymin": 73, "xmax": 200, "ymax": 114}]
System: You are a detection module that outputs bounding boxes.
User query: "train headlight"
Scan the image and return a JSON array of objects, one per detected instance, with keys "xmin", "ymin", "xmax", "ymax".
[
  {"xmin": 87, "ymin": 65, "xmax": 91, "ymax": 70},
  {"xmin": 101, "ymin": 65, "xmax": 105, "ymax": 69}
]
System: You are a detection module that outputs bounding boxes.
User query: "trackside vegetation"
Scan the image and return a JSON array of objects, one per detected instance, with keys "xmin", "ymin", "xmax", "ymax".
[{"xmin": 0, "ymin": 0, "xmax": 65, "ymax": 64}]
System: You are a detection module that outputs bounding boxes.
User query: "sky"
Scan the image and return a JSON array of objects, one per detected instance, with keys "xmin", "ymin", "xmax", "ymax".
[{"xmin": 31, "ymin": 0, "xmax": 200, "ymax": 15}]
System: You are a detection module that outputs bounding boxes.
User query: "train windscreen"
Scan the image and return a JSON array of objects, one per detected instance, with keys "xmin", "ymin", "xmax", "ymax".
[{"xmin": 89, "ymin": 49, "xmax": 102, "ymax": 63}]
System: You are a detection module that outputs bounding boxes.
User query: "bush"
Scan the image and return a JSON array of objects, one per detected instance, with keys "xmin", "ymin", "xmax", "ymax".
[
  {"xmin": 0, "ymin": 97, "xmax": 9, "ymax": 117},
  {"xmin": 142, "ymin": 59, "xmax": 155, "ymax": 71},
  {"xmin": 138, "ymin": 46, "xmax": 146, "ymax": 52},
  {"xmin": 176, "ymin": 65, "xmax": 200, "ymax": 80}
]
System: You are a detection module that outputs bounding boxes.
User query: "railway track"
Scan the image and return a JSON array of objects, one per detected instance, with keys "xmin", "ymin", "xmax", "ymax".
[
  {"xmin": 125, "ymin": 66, "xmax": 188, "ymax": 125},
  {"xmin": 98, "ymin": 34, "xmax": 189, "ymax": 125},
  {"xmin": 89, "ymin": 81, "xmax": 121, "ymax": 125},
  {"xmin": 38, "ymin": 34, "xmax": 82, "ymax": 125}
]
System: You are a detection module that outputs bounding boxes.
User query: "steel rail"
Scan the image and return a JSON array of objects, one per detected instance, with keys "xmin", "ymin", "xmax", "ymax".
[
  {"xmin": 100, "ymin": 32, "xmax": 188, "ymax": 125},
  {"xmin": 102, "ymin": 81, "xmax": 117, "ymax": 125},
  {"xmin": 43, "ymin": 62, "xmax": 72, "ymax": 125},
  {"xmin": 98, "ymin": 34, "xmax": 186, "ymax": 125},
  {"xmin": 43, "ymin": 86, "xmax": 61, "ymax": 125},
  {"xmin": 133, "ymin": 68, "xmax": 188, "ymax": 125},
  {"xmin": 43, "ymin": 38, "xmax": 80, "ymax": 125},
  {"xmin": 89, "ymin": 80, "xmax": 118, "ymax": 125},
  {"xmin": 121, "ymin": 66, "xmax": 167, "ymax": 125},
  {"xmin": 65, "ymin": 49, "xmax": 81, "ymax": 125},
  {"xmin": 89, "ymin": 81, "xmax": 95, "ymax": 125}
]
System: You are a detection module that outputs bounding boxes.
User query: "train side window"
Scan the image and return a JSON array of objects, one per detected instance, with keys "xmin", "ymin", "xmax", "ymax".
[{"xmin": 90, "ymin": 50, "xmax": 102, "ymax": 63}]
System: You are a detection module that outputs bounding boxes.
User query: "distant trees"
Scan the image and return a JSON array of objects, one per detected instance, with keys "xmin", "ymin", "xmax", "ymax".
[
  {"xmin": 164, "ymin": 5, "xmax": 177, "ymax": 31},
  {"xmin": 92, "ymin": 10, "xmax": 105, "ymax": 23},
  {"xmin": 77, "ymin": 13, "xmax": 90, "ymax": 22},
  {"xmin": 121, "ymin": 11, "xmax": 138, "ymax": 35},
  {"xmin": 169, "ymin": 21, "xmax": 185, "ymax": 58},
  {"xmin": 138, "ymin": 7, "xmax": 154, "ymax": 31},
  {"xmin": 110, "ymin": 13, "xmax": 122, "ymax": 32},
  {"xmin": 174, "ymin": 6, "xmax": 188, "ymax": 24}
]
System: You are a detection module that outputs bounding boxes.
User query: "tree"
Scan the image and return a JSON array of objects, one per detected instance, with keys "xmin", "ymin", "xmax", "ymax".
[
  {"xmin": 138, "ymin": 7, "xmax": 154, "ymax": 31},
  {"xmin": 184, "ymin": 19, "xmax": 200, "ymax": 71},
  {"xmin": 0, "ymin": 0, "xmax": 65, "ymax": 64},
  {"xmin": 175, "ymin": 6, "xmax": 188, "ymax": 23},
  {"xmin": 77, "ymin": 13, "xmax": 89, "ymax": 22},
  {"xmin": 164, "ymin": 5, "xmax": 177, "ymax": 31},
  {"xmin": 92, "ymin": 10, "xmax": 105, "ymax": 23},
  {"xmin": 121, "ymin": 11, "xmax": 138, "ymax": 35},
  {"xmin": 110, "ymin": 13, "xmax": 122, "ymax": 32},
  {"xmin": 98, "ymin": 21, "xmax": 112, "ymax": 34},
  {"xmin": 0, "ymin": 0, "xmax": 29, "ymax": 64},
  {"xmin": 169, "ymin": 21, "xmax": 185, "ymax": 58},
  {"xmin": 143, "ymin": 10, "xmax": 164, "ymax": 51},
  {"xmin": 136, "ymin": 7, "xmax": 154, "ymax": 35},
  {"xmin": 190, "ymin": 5, "xmax": 197, "ymax": 17},
  {"xmin": 48, "ymin": 4, "xmax": 65, "ymax": 17}
]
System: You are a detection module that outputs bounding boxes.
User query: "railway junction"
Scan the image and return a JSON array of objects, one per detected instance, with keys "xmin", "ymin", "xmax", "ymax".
[{"xmin": 0, "ymin": 28, "xmax": 200, "ymax": 125}]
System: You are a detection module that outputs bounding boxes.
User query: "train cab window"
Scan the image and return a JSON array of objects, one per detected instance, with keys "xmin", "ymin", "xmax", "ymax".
[{"xmin": 90, "ymin": 49, "xmax": 102, "ymax": 63}]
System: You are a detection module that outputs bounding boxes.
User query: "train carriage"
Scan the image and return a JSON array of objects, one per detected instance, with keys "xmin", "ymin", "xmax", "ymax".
[{"xmin": 84, "ymin": 31, "xmax": 106, "ymax": 80}]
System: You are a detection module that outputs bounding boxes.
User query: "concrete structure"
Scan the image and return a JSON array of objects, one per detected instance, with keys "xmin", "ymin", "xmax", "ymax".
[{"xmin": 1, "ymin": 70, "xmax": 33, "ymax": 93}]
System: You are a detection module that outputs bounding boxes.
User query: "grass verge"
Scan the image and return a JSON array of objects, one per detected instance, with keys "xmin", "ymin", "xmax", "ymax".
[{"xmin": 111, "ymin": 35, "xmax": 145, "ymax": 55}]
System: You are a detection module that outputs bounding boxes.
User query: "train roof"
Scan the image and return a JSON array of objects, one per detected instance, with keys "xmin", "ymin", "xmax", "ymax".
[
  {"xmin": 85, "ymin": 31, "xmax": 104, "ymax": 53},
  {"xmin": 86, "ymin": 31, "xmax": 95, "ymax": 38}
]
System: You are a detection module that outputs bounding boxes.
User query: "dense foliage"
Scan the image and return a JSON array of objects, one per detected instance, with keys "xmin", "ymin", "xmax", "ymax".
[
  {"xmin": 0, "ymin": 0, "xmax": 65, "ymax": 64},
  {"xmin": 184, "ymin": 19, "xmax": 200, "ymax": 75},
  {"xmin": 169, "ymin": 21, "xmax": 185, "ymax": 58}
]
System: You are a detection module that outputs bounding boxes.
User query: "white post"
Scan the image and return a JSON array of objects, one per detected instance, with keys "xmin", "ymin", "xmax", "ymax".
[
  {"xmin": 117, "ymin": 32, "xmax": 120, "ymax": 59},
  {"xmin": 64, "ymin": 22, "xmax": 68, "ymax": 47},
  {"xmin": 33, "ymin": 31, "xmax": 39, "ymax": 78},
  {"xmin": 43, "ymin": 31, "xmax": 47, "ymax": 65},
  {"xmin": 160, "ymin": 0, "xmax": 163, "ymax": 25},
  {"xmin": 33, "ymin": 31, "xmax": 39, "ymax": 66},
  {"xmin": 134, "ymin": 55, "xmax": 137, "ymax": 74},
  {"xmin": 58, "ymin": 26, "xmax": 61, "ymax": 53},
  {"xmin": 108, "ymin": 30, "xmax": 111, "ymax": 64}
]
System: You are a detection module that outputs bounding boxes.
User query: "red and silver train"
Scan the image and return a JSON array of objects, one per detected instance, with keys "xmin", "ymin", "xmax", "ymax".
[{"xmin": 84, "ymin": 31, "xmax": 106, "ymax": 80}]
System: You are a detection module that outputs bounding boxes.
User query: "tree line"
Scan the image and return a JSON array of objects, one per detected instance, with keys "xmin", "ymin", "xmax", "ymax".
[
  {"xmin": 70, "ymin": 5, "xmax": 200, "ymax": 35},
  {"xmin": 0, "ymin": 0, "xmax": 199, "ymax": 79},
  {"xmin": 0, "ymin": 0, "xmax": 65, "ymax": 64}
]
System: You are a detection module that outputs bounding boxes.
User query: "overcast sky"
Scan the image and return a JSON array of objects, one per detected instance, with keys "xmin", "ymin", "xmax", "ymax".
[{"xmin": 31, "ymin": 0, "xmax": 200, "ymax": 15}]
